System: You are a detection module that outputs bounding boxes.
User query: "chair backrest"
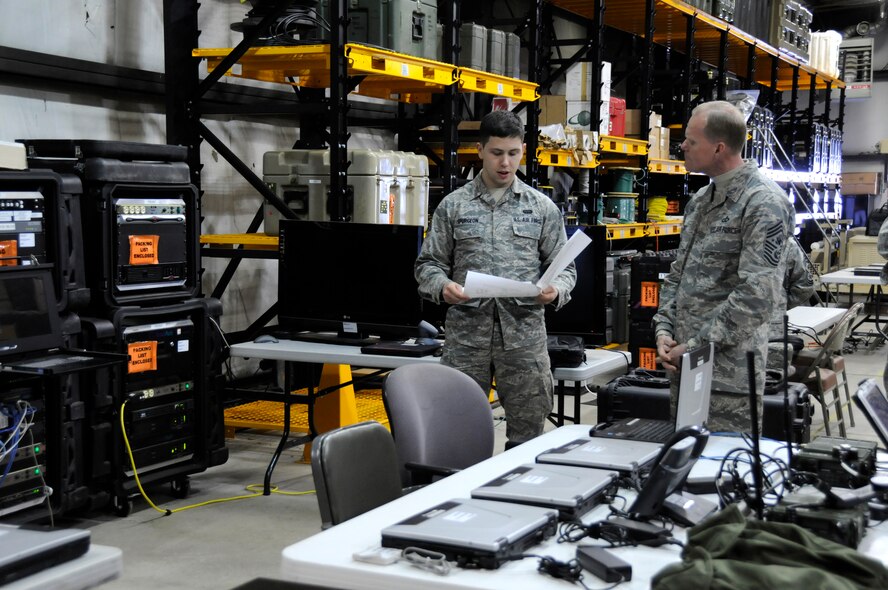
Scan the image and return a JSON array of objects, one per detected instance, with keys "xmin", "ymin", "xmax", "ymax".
[
  {"xmin": 310, "ymin": 421, "xmax": 403, "ymax": 529},
  {"xmin": 383, "ymin": 364, "xmax": 494, "ymax": 485},
  {"xmin": 795, "ymin": 303, "xmax": 863, "ymax": 380}
]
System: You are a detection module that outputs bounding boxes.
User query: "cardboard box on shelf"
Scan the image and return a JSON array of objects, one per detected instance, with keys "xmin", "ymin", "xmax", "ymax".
[
  {"xmin": 539, "ymin": 95, "xmax": 567, "ymax": 126},
  {"xmin": 625, "ymin": 110, "xmax": 664, "ymax": 138},
  {"xmin": 841, "ymin": 172, "xmax": 881, "ymax": 195},
  {"xmin": 659, "ymin": 127, "xmax": 670, "ymax": 159},
  {"xmin": 648, "ymin": 128, "xmax": 661, "ymax": 160}
]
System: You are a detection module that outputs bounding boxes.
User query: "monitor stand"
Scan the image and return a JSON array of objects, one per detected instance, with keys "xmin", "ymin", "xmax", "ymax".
[{"xmin": 287, "ymin": 331, "xmax": 380, "ymax": 346}]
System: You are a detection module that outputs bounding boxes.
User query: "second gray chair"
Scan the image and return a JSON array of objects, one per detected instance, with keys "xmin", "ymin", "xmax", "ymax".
[
  {"xmin": 310, "ymin": 421, "xmax": 403, "ymax": 529},
  {"xmin": 383, "ymin": 363, "xmax": 495, "ymax": 486}
]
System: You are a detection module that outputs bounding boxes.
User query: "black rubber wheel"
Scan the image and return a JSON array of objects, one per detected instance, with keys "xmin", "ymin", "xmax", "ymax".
[
  {"xmin": 170, "ymin": 477, "xmax": 191, "ymax": 499},
  {"xmin": 112, "ymin": 494, "xmax": 133, "ymax": 517}
]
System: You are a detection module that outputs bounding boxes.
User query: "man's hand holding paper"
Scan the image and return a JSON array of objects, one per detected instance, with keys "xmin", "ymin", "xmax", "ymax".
[{"xmin": 461, "ymin": 230, "xmax": 591, "ymax": 298}]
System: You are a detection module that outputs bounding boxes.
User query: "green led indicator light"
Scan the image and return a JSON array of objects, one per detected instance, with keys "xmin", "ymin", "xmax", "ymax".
[
  {"xmin": 185, "ymin": 383, "xmax": 191, "ymax": 389},
  {"xmin": 34, "ymin": 446, "xmax": 40, "ymax": 454},
  {"xmin": 34, "ymin": 468, "xmax": 40, "ymax": 475}
]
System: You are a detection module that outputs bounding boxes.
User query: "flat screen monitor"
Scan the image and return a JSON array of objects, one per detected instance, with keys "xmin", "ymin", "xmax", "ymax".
[{"xmin": 278, "ymin": 220, "xmax": 424, "ymax": 342}]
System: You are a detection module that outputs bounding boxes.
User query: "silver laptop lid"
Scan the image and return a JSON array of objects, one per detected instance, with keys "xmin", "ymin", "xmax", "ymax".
[
  {"xmin": 471, "ymin": 464, "xmax": 618, "ymax": 508},
  {"xmin": 536, "ymin": 437, "xmax": 662, "ymax": 473},
  {"xmin": 381, "ymin": 498, "xmax": 557, "ymax": 553},
  {"xmin": 675, "ymin": 343, "xmax": 714, "ymax": 430},
  {"xmin": 0, "ymin": 525, "xmax": 90, "ymax": 575}
]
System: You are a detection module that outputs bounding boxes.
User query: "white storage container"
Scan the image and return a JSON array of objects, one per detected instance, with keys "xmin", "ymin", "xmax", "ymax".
[{"xmin": 263, "ymin": 149, "xmax": 406, "ymax": 234}]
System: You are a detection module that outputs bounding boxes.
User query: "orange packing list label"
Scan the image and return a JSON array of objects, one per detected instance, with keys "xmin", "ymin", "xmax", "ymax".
[
  {"xmin": 640, "ymin": 281, "xmax": 659, "ymax": 307},
  {"xmin": 639, "ymin": 348, "xmax": 658, "ymax": 371},
  {"xmin": 0, "ymin": 240, "xmax": 17, "ymax": 266},
  {"xmin": 128, "ymin": 341, "xmax": 158, "ymax": 373},
  {"xmin": 129, "ymin": 235, "xmax": 159, "ymax": 265}
]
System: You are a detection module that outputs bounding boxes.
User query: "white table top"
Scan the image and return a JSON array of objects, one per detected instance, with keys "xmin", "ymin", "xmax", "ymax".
[
  {"xmin": 5, "ymin": 545, "xmax": 122, "ymax": 590},
  {"xmin": 229, "ymin": 339, "xmax": 630, "ymax": 383},
  {"xmin": 786, "ymin": 305, "xmax": 847, "ymax": 334},
  {"xmin": 280, "ymin": 427, "xmax": 885, "ymax": 590},
  {"xmin": 820, "ymin": 268, "xmax": 884, "ymax": 286}
]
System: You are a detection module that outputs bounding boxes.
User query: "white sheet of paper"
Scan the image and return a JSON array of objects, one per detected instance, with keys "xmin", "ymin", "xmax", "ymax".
[
  {"xmin": 463, "ymin": 271, "xmax": 540, "ymax": 298},
  {"xmin": 536, "ymin": 230, "xmax": 591, "ymax": 289},
  {"xmin": 461, "ymin": 230, "xmax": 591, "ymax": 299}
]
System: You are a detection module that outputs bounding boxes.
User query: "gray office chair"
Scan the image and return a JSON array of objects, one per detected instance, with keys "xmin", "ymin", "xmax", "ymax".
[
  {"xmin": 310, "ymin": 421, "xmax": 404, "ymax": 529},
  {"xmin": 383, "ymin": 363, "xmax": 495, "ymax": 486}
]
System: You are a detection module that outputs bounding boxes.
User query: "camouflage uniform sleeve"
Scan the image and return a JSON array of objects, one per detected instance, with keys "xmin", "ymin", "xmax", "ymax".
[
  {"xmin": 785, "ymin": 240, "xmax": 815, "ymax": 308},
  {"xmin": 539, "ymin": 198, "xmax": 575, "ymax": 310},
  {"xmin": 706, "ymin": 192, "xmax": 793, "ymax": 347},
  {"xmin": 653, "ymin": 193, "xmax": 702, "ymax": 339},
  {"xmin": 414, "ymin": 199, "xmax": 455, "ymax": 304},
  {"xmin": 879, "ymin": 217, "xmax": 888, "ymax": 284}
]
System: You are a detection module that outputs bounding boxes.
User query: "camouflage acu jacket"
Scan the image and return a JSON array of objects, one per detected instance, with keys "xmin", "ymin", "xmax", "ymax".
[
  {"xmin": 653, "ymin": 160, "xmax": 794, "ymax": 394},
  {"xmin": 415, "ymin": 174, "xmax": 576, "ymax": 350}
]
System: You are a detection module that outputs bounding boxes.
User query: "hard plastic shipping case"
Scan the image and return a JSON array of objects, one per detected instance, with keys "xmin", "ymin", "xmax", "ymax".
[
  {"xmin": 763, "ymin": 381, "xmax": 812, "ymax": 443},
  {"xmin": 459, "ymin": 23, "xmax": 488, "ymax": 70},
  {"xmin": 486, "ymin": 28, "xmax": 506, "ymax": 76},
  {"xmin": 263, "ymin": 148, "xmax": 429, "ymax": 234},
  {"xmin": 19, "ymin": 140, "xmax": 200, "ymax": 308},
  {"xmin": 599, "ymin": 371, "xmax": 812, "ymax": 442},
  {"xmin": 0, "ymin": 169, "xmax": 89, "ymax": 312},
  {"xmin": 318, "ymin": 0, "xmax": 438, "ymax": 60},
  {"xmin": 505, "ymin": 32, "xmax": 521, "ymax": 79},
  {"xmin": 80, "ymin": 298, "xmax": 228, "ymax": 516}
]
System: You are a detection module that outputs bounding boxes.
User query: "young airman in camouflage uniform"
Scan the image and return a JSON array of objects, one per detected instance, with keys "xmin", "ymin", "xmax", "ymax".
[
  {"xmin": 415, "ymin": 111, "xmax": 576, "ymax": 447},
  {"xmin": 654, "ymin": 101, "xmax": 794, "ymax": 432}
]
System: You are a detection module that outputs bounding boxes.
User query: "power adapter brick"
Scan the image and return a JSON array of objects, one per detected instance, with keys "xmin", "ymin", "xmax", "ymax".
[{"xmin": 576, "ymin": 546, "xmax": 632, "ymax": 583}]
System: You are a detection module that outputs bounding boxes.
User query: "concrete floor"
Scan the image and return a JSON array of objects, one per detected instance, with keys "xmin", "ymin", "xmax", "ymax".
[{"xmin": 60, "ymin": 343, "xmax": 887, "ymax": 590}]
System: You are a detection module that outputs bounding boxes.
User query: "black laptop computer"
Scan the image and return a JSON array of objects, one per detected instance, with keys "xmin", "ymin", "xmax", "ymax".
[
  {"xmin": 590, "ymin": 343, "xmax": 714, "ymax": 443},
  {"xmin": 0, "ymin": 524, "xmax": 90, "ymax": 585},
  {"xmin": 0, "ymin": 265, "xmax": 123, "ymax": 375}
]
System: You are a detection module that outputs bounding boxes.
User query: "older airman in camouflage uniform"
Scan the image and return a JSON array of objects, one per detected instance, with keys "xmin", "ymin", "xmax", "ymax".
[
  {"xmin": 415, "ymin": 111, "xmax": 576, "ymax": 446},
  {"xmin": 654, "ymin": 101, "xmax": 794, "ymax": 432}
]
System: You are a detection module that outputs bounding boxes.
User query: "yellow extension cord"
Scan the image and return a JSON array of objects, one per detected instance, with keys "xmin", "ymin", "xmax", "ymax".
[{"xmin": 119, "ymin": 400, "xmax": 314, "ymax": 516}]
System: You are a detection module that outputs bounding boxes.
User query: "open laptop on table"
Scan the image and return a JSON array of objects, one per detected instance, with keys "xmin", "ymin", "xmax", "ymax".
[
  {"xmin": 590, "ymin": 343, "xmax": 714, "ymax": 443},
  {"xmin": 0, "ymin": 265, "xmax": 123, "ymax": 375},
  {"xmin": 852, "ymin": 379, "xmax": 888, "ymax": 449}
]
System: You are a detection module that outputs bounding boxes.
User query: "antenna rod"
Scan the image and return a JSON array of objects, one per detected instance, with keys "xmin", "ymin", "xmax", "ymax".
[{"xmin": 747, "ymin": 351, "xmax": 765, "ymax": 520}]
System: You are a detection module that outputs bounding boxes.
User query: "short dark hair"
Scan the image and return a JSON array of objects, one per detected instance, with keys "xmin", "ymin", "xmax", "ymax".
[
  {"xmin": 479, "ymin": 110, "xmax": 524, "ymax": 145},
  {"xmin": 692, "ymin": 101, "xmax": 747, "ymax": 154}
]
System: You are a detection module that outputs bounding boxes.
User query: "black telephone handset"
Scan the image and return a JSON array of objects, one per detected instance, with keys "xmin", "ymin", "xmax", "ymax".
[
  {"xmin": 629, "ymin": 426, "xmax": 709, "ymax": 519},
  {"xmin": 650, "ymin": 426, "xmax": 709, "ymax": 470}
]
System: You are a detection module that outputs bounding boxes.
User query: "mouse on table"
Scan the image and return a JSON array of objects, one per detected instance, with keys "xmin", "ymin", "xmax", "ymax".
[{"xmin": 253, "ymin": 334, "xmax": 279, "ymax": 344}]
